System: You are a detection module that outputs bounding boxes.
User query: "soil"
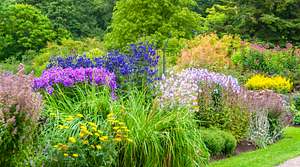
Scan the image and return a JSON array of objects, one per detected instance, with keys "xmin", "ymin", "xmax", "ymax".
[
  {"xmin": 234, "ymin": 140, "xmax": 257, "ymax": 155},
  {"xmin": 211, "ymin": 140, "xmax": 257, "ymax": 161}
]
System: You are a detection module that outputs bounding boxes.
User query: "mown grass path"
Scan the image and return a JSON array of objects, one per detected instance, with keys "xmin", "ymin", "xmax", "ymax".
[{"xmin": 209, "ymin": 127, "xmax": 300, "ymax": 167}]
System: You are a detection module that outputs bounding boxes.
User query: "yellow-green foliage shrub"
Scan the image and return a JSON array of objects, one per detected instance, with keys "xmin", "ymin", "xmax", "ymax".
[
  {"xmin": 32, "ymin": 38, "xmax": 105, "ymax": 75},
  {"xmin": 176, "ymin": 33, "xmax": 244, "ymax": 70},
  {"xmin": 245, "ymin": 75, "xmax": 293, "ymax": 93}
]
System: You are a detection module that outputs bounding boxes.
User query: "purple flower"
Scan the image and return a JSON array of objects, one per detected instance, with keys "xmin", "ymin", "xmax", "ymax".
[{"xmin": 33, "ymin": 67, "xmax": 117, "ymax": 96}]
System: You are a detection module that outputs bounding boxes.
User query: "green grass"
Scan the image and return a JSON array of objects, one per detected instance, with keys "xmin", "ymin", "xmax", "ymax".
[{"xmin": 209, "ymin": 127, "xmax": 300, "ymax": 167}]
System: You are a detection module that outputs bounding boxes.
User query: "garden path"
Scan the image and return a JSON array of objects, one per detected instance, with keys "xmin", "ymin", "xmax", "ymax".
[{"xmin": 277, "ymin": 156, "xmax": 300, "ymax": 167}]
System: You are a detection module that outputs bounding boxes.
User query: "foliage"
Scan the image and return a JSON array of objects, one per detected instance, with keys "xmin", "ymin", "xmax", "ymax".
[
  {"xmin": 176, "ymin": 33, "xmax": 243, "ymax": 71},
  {"xmin": 292, "ymin": 94, "xmax": 300, "ymax": 125},
  {"xmin": 46, "ymin": 43, "xmax": 160, "ymax": 89},
  {"xmin": 104, "ymin": 0, "xmax": 203, "ymax": 50},
  {"xmin": 157, "ymin": 68, "xmax": 241, "ymax": 110},
  {"xmin": 232, "ymin": 44, "xmax": 300, "ymax": 83},
  {"xmin": 203, "ymin": 0, "xmax": 300, "ymax": 44},
  {"xmin": 245, "ymin": 75, "xmax": 293, "ymax": 93},
  {"xmin": 113, "ymin": 90, "xmax": 209, "ymax": 167},
  {"xmin": 0, "ymin": 65, "xmax": 42, "ymax": 166},
  {"xmin": 32, "ymin": 38, "xmax": 105, "ymax": 75},
  {"xmin": 0, "ymin": 4, "xmax": 67, "ymax": 60},
  {"xmin": 18, "ymin": 0, "xmax": 116, "ymax": 38},
  {"xmin": 192, "ymin": 0, "xmax": 222, "ymax": 16},
  {"xmin": 196, "ymin": 84, "xmax": 250, "ymax": 140},
  {"xmin": 201, "ymin": 128, "xmax": 237, "ymax": 156}
]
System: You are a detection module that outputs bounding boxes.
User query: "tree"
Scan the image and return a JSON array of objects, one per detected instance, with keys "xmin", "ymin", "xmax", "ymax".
[
  {"xmin": 18, "ymin": 0, "xmax": 116, "ymax": 38},
  {"xmin": 104, "ymin": 0, "xmax": 203, "ymax": 49},
  {"xmin": 0, "ymin": 4, "xmax": 58, "ymax": 60},
  {"xmin": 203, "ymin": 0, "xmax": 300, "ymax": 44}
]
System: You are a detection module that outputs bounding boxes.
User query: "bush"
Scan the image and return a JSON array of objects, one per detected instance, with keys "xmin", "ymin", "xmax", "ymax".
[
  {"xmin": 176, "ymin": 33, "xmax": 243, "ymax": 71},
  {"xmin": 0, "ymin": 4, "xmax": 63, "ymax": 60},
  {"xmin": 245, "ymin": 75, "xmax": 293, "ymax": 94},
  {"xmin": 0, "ymin": 65, "xmax": 43, "ymax": 166},
  {"xmin": 32, "ymin": 38, "xmax": 105, "ymax": 75},
  {"xmin": 201, "ymin": 128, "xmax": 237, "ymax": 156}
]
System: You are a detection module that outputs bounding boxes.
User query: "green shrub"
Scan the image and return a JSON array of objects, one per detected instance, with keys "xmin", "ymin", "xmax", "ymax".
[
  {"xmin": 0, "ymin": 4, "xmax": 64, "ymax": 60},
  {"xmin": 201, "ymin": 129, "xmax": 225, "ymax": 155},
  {"xmin": 221, "ymin": 130, "xmax": 237, "ymax": 155},
  {"xmin": 201, "ymin": 128, "xmax": 237, "ymax": 156}
]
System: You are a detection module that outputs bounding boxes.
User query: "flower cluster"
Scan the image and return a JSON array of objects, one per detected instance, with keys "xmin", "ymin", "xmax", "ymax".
[
  {"xmin": 157, "ymin": 68, "xmax": 241, "ymax": 109},
  {"xmin": 53, "ymin": 112, "xmax": 131, "ymax": 160},
  {"xmin": 33, "ymin": 67, "xmax": 117, "ymax": 95},
  {"xmin": 46, "ymin": 43, "xmax": 160, "ymax": 84},
  {"xmin": 245, "ymin": 75, "xmax": 293, "ymax": 93}
]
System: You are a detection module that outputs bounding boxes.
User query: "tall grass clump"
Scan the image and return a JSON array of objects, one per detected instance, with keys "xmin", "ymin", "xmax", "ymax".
[
  {"xmin": 0, "ymin": 64, "xmax": 43, "ymax": 166},
  {"xmin": 112, "ymin": 90, "xmax": 209, "ymax": 167}
]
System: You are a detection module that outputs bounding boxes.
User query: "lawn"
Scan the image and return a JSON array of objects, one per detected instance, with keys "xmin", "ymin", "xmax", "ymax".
[{"xmin": 209, "ymin": 127, "xmax": 300, "ymax": 167}]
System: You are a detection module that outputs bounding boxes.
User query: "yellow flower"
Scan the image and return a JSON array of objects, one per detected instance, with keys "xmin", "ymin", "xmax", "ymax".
[
  {"xmin": 58, "ymin": 125, "xmax": 69, "ymax": 129},
  {"xmin": 82, "ymin": 140, "xmax": 89, "ymax": 145},
  {"xmin": 100, "ymin": 136, "xmax": 109, "ymax": 141},
  {"xmin": 94, "ymin": 132, "xmax": 100, "ymax": 137},
  {"xmin": 88, "ymin": 122, "xmax": 97, "ymax": 127},
  {"xmin": 96, "ymin": 145, "xmax": 102, "ymax": 150},
  {"xmin": 113, "ymin": 126, "xmax": 120, "ymax": 130},
  {"xmin": 114, "ymin": 137, "xmax": 122, "ymax": 142},
  {"xmin": 91, "ymin": 145, "xmax": 95, "ymax": 149},
  {"xmin": 80, "ymin": 124, "xmax": 87, "ymax": 129},
  {"xmin": 92, "ymin": 127, "xmax": 97, "ymax": 131},
  {"xmin": 79, "ymin": 132, "xmax": 85, "ymax": 138},
  {"xmin": 76, "ymin": 114, "xmax": 84, "ymax": 118},
  {"xmin": 72, "ymin": 153, "xmax": 79, "ymax": 158},
  {"xmin": 65, "ymin": 116, "xmax": 74, "ymax": 122},
  {"xmin": 68, "ymin": 137, "xmax": 76, "ymax": 143},
  {"xmin": 64, "ymin": 153, "xmax": 69, "ymax": 157},
  {"xmin": 127, "ymin": 138, "xmax": 133, "ymax": 143}
]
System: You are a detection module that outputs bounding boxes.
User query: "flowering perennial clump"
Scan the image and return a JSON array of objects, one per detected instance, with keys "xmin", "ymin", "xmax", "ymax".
[
  {"xmin": 46, "ymin": 43, "xmax": 160, "ymax": 84},
  {"xmin": 245, "ymin": 74, "xmax": 293, "ymax": 93},
  {"xmin": 0, "ymin": 64, "xmax": 43, "ymax": 164},
  {"xmin": 158, "ymin": 68, "xmax": 241, "ymax": 109},
  {"xmin": 33, "ymin": 67, "xmax": 117, "ymax": 95},
  {"xmin": 0, "ymin": 64, "xmax": 42, "ymax": 135},
  {"xmin": 53, "ymin": 112, "xmax": 131, "ymax": 164}
]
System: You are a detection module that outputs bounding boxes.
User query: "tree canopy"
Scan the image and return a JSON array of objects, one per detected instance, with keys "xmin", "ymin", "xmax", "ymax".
[{"xmin": 104, "ymin": 0, "xmax": 203, "ymax": 49}]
